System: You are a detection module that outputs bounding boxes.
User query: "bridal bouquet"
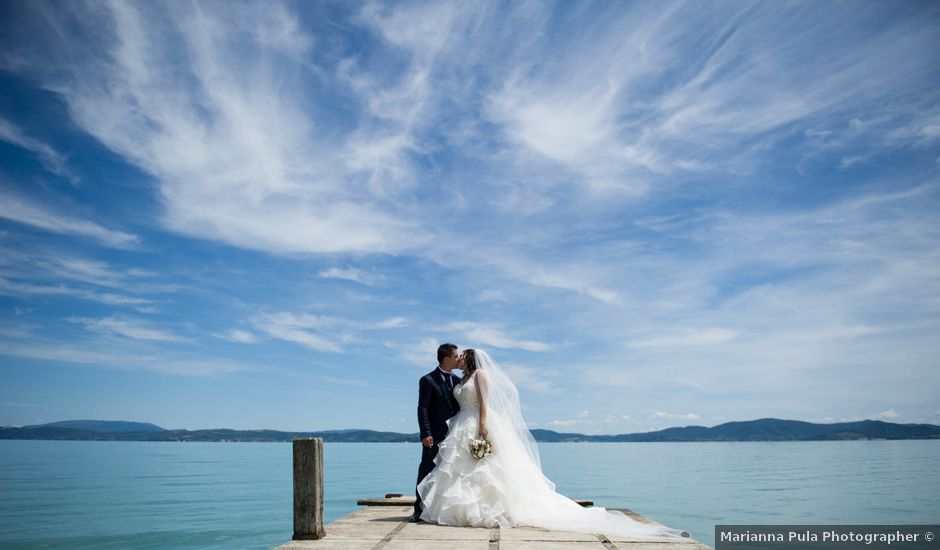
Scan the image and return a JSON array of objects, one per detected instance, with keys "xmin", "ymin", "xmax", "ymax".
[{"xmin": 469, "ymin": 437, "xmax": 493, "ymax": 459}]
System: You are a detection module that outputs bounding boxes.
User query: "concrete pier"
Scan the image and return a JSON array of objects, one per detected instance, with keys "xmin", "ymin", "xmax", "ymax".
[{"xmin": 275, "ymin": 495, "xmax": 711, "ymax": 550}]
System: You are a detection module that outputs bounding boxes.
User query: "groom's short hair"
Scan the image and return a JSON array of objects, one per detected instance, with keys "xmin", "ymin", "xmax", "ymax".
[{"xmin": 437, "ymin": 343, "xmax": 457, "ymax": 365}]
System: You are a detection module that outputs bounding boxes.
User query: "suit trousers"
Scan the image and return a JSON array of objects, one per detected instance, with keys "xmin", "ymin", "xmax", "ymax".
[{"xmin": 413, "ymin": 441, "xmax": 440, "ymax": 517}]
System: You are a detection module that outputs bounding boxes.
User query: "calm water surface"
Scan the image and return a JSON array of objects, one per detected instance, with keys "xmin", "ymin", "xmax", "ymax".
[{"xmin": 1, "ymin": 440, "xmax": 937, "ymax": 549}]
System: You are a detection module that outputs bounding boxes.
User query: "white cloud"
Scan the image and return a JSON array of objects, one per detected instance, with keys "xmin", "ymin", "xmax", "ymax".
[
  {"xmin": 250, "ymin": 311, "xmax": 342, "ymax": 353},
  {"xmin": 0, "ymin": 339, "xmax": 270, "ymax": 377},
  {"xmin": 0, "ymin": 277, "xmax": 151, "ymax": 306},
  {"xmin": 350, "ymin": 1, "xmax": 461, "ymax": 131},
  {"xmin": 499, "ymin": 362, "xmax": 558, "ymax": 394},
  {"xmin": 69, "ymin": 316, "xmax": 187, "ymax": 342},
  {"xmin": 882, "ymin": 111, "xmax": 940, "ymax": 148},
  {"xmin": 1, "ymin": 2, "xmax": 938, "ymax": 430},
  {"xmin": 0, "ymin": 242, "xmax": 178, "ymax": 296},
  {"xmin": 839, "ymin": 156, "xmax": 864, "ymax": 169},
  {"xmin": 0, "ymin": 189, "xmax": 138, "ymax": 248},
  {"xmin": 245, "ymin": 310, "xmax": 407, "ymax": 350},
  {"xmin": 318, "ymin": 267, "xmax": 384, "ymax": 286},
  {"xmin": 373, "ymin": 316, "xmax": 407, "ymax": 329},
  {"xmin": 0, "ymin": 244, "xmax": 172, "ymax": 308},
  {"xmin": 626, "ymin": 328, "xmax": 738, "ymax": 349},
  {"xmin": 214, "ymin": 329, "xmax": 260, "ymax": 344},
  {"xmin": 448, "ymin": 321, "xmax": 552, "ymax": 352},
  {"xmin": 7, "ymin": 2, "xmax": 425, "ymax": 256},
  {"xmin": 649, "ymin": 411, "xmax": 700, "ymax": 421},
  {"xmin": 874, "ymin": 408, "xmax": 899, "ymax": 420},
  {"xmin": 528, "ymin": 269, "xmax": 620, "ymax": 305},
  {"xmin": 40, "ymin": 257, "xmax": 128, "ymax": 288},
  {"xmin": 578, "ymin": 182, "xmax": 940, "ymax": 409},
  {"xmin": 0, "ymin": 117, "xmax": 78, "ymax": 183},
  {"xmin": 94, "ymin": 293, "xmax": 153, "ymax": 306},
  {"xmin": 399, "ymin": 337, "xmax": 441, "ymax": 368},
  {"xmin": 483, "ymin": 2, "xmax": 940, "ymax": 192}
]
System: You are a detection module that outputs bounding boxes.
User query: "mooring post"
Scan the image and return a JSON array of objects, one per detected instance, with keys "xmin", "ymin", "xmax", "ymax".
[{"xmin": 292, "ymin": 438, "xmax": 325, "ymax": 540}]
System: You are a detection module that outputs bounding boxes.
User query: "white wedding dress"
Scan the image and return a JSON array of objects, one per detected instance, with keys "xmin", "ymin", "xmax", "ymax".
[{"xmin": 417, "ymin": 353, "xmax": 688, "ymax": 539}]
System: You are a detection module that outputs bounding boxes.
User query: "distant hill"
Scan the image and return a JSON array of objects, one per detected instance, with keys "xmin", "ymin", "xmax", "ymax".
[
  {"xmin": 2, "ymin": 418, "xmax": 938, "ymax": 442},
  {"xmin": 21, "ymin": 420, "xmax": 166, "ymax": 433},
  {"xmin": 528, "ymin": 418, "xmax": 940, "ymax": 442},
  {"xmin": 0, "ymin": 426, "xmax": 416, "ymax": 442},
  {"xmin": 588, "ymin": 418, "xmax": 940, "ymax": 442}
]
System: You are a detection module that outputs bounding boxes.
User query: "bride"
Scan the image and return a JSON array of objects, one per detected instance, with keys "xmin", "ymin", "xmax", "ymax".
[{"xmin": 416, "ymin": 348, "xmax": 689, "ymax": 539}]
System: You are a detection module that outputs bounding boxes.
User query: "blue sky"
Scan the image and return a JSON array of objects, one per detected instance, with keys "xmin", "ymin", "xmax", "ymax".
[{"xmin": 1, "ymin": 1, "xmax": 938, "ymax": 433}]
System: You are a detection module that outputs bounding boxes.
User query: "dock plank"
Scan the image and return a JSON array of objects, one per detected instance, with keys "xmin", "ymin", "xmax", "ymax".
[
  {"xmin": 357, "ymin": 496, "xmax": 594, "ymax": 507},
  {"xmin": 274, "ymin": 496, "xmax": 710, "ymax": 550}
]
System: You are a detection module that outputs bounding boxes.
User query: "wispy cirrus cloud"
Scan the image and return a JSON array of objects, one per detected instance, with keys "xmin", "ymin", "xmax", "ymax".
[
  {"xmin": 650, "ymin": 411, "xmax": 700, "ymax": 422},
  {"xmin": 571, "ymin": 181, "xmax": 940, "ymax": 424},
  {"xmin": 499, "ymin": 362, "xmax": 559, "ymax": 394},
  {"xmin": 447, "ymin": 321, "xmax": 552, "ymax": 352},
  {"xmin": 395, "ymin": 337, "xmax": 442, "ymax": 369},
  {"xmin": 528, "ymin": 269, "xmax": 620, "ymax": 305},
  {"xmin": 3, "ymin": 1, "xmax": 424, "ymax": 256},
  {"xmin": 68, "ymin": 315, "xmax": 187, "ymax": 342},
  {"xmin": 212, "ymin": 329, "xmax": 260, "ymax": 344},
  {"xmin": 874, "ymin": 409, "xmax": 900, "ymax": 420},
  {"xmin": 0, "ymin": 338, "xmax": 269, "ymax": 377},
  {"xmin": 250, "ymin": 311, "xmax": 343, "ymax": 353},
  {"xmin": 243, "ymin": 309, "xmax": 408, "ymax": 352},
  {"xmin": 0, "ymin": 242, "xmax": 171, "ymax": 308},
  {"xmin": 373, "ymin": 316, "xmax": 407, "ymax": 329},
  {"xmin": 626, "ymin": 328, "xmax": 738, "ymax": 349},
  {"xmin": 482, "ymin": 2, "xmax": 940, "ymax": 190},
  {"xmin": 318, "ymin": 267, "xmax": 384, "ymax": 286},
  {"xmin": 0, "ymin": 117, "xmax": 78, "ymax": 184},
  {"xmin": 0, "ymin": 188, "xmax": 138, "ymax": 248},
  {"xmin": 0, "ymin": 1, "xmax": 937, "ymax": 431},
  {"xmin": 0, "ymin": 277, "xmax": 152, "ymax": 306}
]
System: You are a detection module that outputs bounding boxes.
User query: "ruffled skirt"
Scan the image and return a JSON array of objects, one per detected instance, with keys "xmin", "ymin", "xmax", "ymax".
[
  {"xmin": 417, "ymin": 408, "xmax": 519, "ymax": 527},
  {"xmin": 417, "ymin": 409, "xmax": 689, "ymax": 539}
]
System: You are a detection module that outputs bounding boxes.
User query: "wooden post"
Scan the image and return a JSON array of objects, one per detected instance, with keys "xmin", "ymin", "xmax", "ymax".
[{"xmin": 292, "ymin": 438, "xmax": 325, "ymax": 540}]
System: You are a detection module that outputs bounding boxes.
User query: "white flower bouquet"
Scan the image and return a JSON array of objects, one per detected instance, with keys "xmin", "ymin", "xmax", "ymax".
[{"xmin": 469, "ymin": 436, "xmax": 493, "ymax": 459}]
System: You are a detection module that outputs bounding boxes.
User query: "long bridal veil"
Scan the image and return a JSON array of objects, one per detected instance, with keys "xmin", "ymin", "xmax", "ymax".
[
  {"xmin": 473, "ymin": 349, "xmax": 690, "ymax": 539},
  {"xmin": 474, "ymin": 349, "xmax": 544, "ymax": 470}
]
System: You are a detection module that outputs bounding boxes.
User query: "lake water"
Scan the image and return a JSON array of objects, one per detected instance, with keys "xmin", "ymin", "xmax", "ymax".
[{"xmin": 0, "ymin": 440, "xmax": 937, "ymax": 549}]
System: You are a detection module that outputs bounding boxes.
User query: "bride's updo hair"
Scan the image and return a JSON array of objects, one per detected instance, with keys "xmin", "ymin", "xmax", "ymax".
[{"xmin": 460, "ymin": 349, "xmax": 478, "ymax": 384}]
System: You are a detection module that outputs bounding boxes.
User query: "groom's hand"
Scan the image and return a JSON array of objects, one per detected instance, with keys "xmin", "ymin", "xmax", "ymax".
[{"xmin": 422, "ymin": 436, "xmax": 434, "ymax": 448}]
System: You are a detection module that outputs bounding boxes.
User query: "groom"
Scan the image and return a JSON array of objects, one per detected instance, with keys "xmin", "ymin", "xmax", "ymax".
[{"xmin": 411, "ymin": 342, "xmax": 463, "ymax": 522}]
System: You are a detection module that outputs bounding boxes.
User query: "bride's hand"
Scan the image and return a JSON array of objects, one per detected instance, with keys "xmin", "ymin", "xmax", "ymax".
[{"xmin": 479, "ymin": 423, "xmax": 488, "ymax": 439}]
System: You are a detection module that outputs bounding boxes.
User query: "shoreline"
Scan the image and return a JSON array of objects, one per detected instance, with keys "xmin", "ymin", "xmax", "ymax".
[{"xmin": 3, "ymin": 436, "xmax": 939, "ymax": 443}]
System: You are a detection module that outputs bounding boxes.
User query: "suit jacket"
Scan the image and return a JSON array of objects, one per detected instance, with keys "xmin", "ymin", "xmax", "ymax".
[{"xmin": 417, "ymin": 368, "xmax": 461, "ymax": 441}]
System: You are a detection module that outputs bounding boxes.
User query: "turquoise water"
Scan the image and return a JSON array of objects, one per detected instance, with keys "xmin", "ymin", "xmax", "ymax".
[{"xmin": 1, "ymin": 439, "xmax": 937, "ymax": 549}]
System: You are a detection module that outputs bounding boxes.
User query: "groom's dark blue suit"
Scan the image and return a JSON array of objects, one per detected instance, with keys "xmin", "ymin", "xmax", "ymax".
[{"xmin": 413, "ymin": 367, "xmax": 461, "ymax": 518}]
